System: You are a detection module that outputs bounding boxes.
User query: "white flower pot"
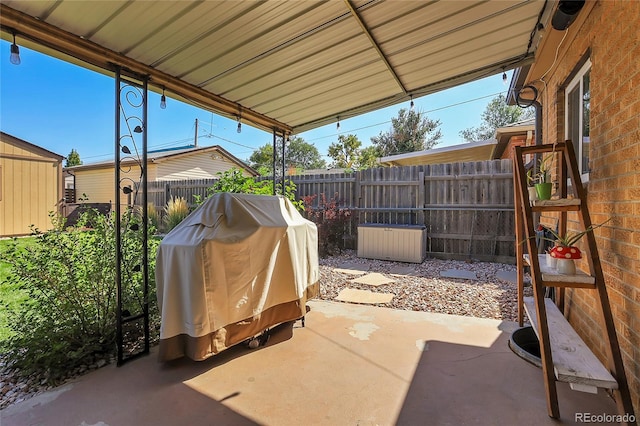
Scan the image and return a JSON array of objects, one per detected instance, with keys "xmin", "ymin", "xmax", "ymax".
[
  {"xmin": 528, "ymin": 187, "xmax": 537, "ymax": 205},
  {"xmin": 546, "ymin": 253, "xmax": 557, "ymax": 269},
  {"xmin": 556, "ymin": 258, "xmax": 576, "ymax": 275}
]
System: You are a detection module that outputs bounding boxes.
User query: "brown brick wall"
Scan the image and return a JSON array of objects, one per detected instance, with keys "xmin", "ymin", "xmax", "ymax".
[{"xmin": 537, "ymin": 0, "xmax": 640, "ymax": 415}]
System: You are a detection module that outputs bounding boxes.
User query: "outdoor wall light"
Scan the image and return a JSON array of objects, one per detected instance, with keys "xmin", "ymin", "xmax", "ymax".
[
  {"xmin": 10, "ymin": 32, "xmax": 20, "ymax": 65},
  {"xmin": 160, "ymin": 87, "xmax": 167, "ymax": 109}
]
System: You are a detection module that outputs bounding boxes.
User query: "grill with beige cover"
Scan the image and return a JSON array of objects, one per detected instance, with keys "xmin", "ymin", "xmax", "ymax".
[{"xmin": 155, "ymin": 193, "xmax": 319, "ymax": 361}]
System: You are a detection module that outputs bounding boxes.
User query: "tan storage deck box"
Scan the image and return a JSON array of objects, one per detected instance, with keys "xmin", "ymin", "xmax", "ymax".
[{"xmin": 357, "ymin": 224, "xmax": 427, "ymax": 263}]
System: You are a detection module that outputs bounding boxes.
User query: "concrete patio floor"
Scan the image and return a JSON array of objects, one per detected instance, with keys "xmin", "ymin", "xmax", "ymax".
[{"xmin": 1, "ymin": 300, "xmax": 619, "ymax": 426}]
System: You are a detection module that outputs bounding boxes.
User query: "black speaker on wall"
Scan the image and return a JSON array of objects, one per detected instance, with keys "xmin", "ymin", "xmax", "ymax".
[{"xmin": 551, "ymin": 0, "xmax": 586, "ymax": 31}]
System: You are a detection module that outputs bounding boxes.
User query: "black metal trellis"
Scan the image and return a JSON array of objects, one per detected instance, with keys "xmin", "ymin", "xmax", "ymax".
[
  {"xmin": 114, "ymin": 67, "xmax": 150, "ymax": 366},
  {"xmin": 270, "ymin": 128, "xmax": 287, "ymax": 195}
]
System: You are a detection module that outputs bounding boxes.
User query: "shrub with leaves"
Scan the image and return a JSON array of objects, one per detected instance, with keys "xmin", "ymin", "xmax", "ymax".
[
  {"xmin": 194, "ymin": 168, "xmax": 303, "ymax": 211},
  {"xmin": 302, "ymin": 193, "xmax": 352, "ymax": 257},
  {"xmin": 163, "ymin": 196, "xmax": 189, "ymax": 232},
  {"xmin": 0, "ymin": 208, "xmax": 159, "ymax": 383}
]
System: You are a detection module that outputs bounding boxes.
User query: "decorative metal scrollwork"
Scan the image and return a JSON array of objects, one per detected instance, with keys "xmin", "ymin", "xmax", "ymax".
[{"xmin": 115, "ymin": 68, "xmax": 149, "ymax": 366}]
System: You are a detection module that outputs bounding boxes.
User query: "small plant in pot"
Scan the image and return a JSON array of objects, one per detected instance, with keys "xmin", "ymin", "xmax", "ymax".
[
  {"xmin": 528, "ymin": 155, "xmax": 553, "ymax": 201},
  {"xmin": 542, "ymin": 219, "xmax": 611, "ymax": 275}
]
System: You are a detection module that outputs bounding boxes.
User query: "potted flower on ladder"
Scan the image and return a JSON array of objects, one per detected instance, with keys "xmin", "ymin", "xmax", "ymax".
[{"xmin": 543, "ymin": 219, "xmax": 611, "ymax": 275}]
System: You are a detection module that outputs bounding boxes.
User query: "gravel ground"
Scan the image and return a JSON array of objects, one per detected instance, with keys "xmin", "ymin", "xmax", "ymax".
[
  {"xmin": 1, "ymin": 251, "xmax": 531, "ymax": 410},
  {"xmin": 318, "ymin": 250, "xmax": 531, "ymax": 321}
]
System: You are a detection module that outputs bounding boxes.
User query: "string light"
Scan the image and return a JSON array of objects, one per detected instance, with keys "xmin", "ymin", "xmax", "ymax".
[
  {"xmin": 410, "ymin": 95, "xmax": 415, "ymax": 110},
  {"xmin": 237, "ymin": 115, "xmax": 242, "ymax": 133},
  {"xmin": 10, "ymin": 32, "xmax": 20, "ymax": 65},
  {"xmin": 336, "ymin": 116, "xmax": 340, "ymax": 132},
  {"xmin": 502, "ymin": 67, "xmax": 508, "ymax": 85},
  {"xmin": 160, "ymin": 86, "xmax": 167, "ymax": 109}
]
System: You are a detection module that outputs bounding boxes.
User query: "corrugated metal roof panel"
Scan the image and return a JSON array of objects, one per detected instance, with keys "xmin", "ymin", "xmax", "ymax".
[{"xmin": 1, "ymin": 0, "xmax": 555, "ymax": 134}]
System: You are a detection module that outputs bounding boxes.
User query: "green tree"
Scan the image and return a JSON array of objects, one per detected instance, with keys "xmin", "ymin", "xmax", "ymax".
[
  {"xmin": 327, "ymin": 134, "xmax": 381, "ymax": 170},
  {"xmin": 248, "ymin": 136, "xmax": 325, "ymax": 174},
  {"xmin": 371, "ymin": 108, "xmax": 442, "ymax": 156},
  {"xmin": 459, "ymin": 95, "xmax": 535, "ymax": 142},
  {"xmin": 65, "ymin": 149, "xmax": 82, "ymax": 167},
  {"xmin": 328, "ymin": 134, "xmax": 362, "ymax": 168},
  {"xmin": 358, "ymin": 145, "xmax": 382, "ymax": 169}
]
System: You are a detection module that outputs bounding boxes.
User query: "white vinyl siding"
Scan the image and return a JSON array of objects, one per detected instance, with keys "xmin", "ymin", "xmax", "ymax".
[
  {"xmin": 75, "ymin": 164, "xmax": 150, "ymax": 208},
  {"xmin": 155, "ymin": 151, "xmax": 252, "ymax": 181}
]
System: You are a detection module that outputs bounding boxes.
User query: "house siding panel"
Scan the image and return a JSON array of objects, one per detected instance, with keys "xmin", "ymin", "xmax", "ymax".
[
  {"xmin": 74, "ymin": 164, "xmax": 158, "ymax": 209},
  {"xmin": 534, "ymin": 0, "xmax": 640, "ymax": 414},
  {"xmin": 155, "ymin": 151, "xmax": 252, "ymax": 181},
  {"xmin": 75, "ymin": 168, "xmax": 115, "ymax": 205}
]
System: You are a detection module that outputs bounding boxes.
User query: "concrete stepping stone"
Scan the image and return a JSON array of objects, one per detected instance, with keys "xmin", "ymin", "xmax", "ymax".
[
  {"xmin": 440, "ymin": 269, "xmax": 477, "ymax": 280},
  {"xmin": 350, "ymin": 272, "xmax": 396, "ymax": 287},
  {"xmin": 496, "ymin": 270, "xmax": 517, "ymax": 284},
  {"xmin": 388, "ymin": 265, "xmax": 419, "ymax": 276},
  {"xmin": 335, "ymin": 288, "xmax": 394, "ymax": 304},
  {"xmin": 333, "ymin": 262, "xmax": 370, "ymax": 275}
]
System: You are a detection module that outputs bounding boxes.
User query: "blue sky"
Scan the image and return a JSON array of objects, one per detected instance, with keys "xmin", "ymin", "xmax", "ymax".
[{"xmin": 1, "ymin": 40, "xmax": 511, "ymax": 165}]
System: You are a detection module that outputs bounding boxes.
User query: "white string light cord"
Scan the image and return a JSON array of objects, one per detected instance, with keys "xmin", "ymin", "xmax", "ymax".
[
  {"xmin": 82, "ymin": 89, "xmax": 510, "ymax": 160},
  {"xmin": 526, "ymin": 28, "xmax": 570, "ymax": 100}
]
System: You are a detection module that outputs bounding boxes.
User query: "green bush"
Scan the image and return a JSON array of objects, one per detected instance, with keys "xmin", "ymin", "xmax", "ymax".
[
  {"xmin": 0, "ymin": 208, "xmax": 159, "ymax": 383},
  {"xmin": 194, "ymin": 168, "xmax": 303, "ymax": 211}
]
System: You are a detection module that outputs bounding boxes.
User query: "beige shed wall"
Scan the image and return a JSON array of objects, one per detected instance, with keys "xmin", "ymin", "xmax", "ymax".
[{"xmin": 0, "ymin": 140, "xmax": 62, "ymax": 236}]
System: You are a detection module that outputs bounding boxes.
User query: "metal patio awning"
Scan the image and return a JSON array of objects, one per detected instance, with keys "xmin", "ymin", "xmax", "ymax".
[{"xmin": 1, "ymin": 0, "xmax": 555, "ymax": 135}]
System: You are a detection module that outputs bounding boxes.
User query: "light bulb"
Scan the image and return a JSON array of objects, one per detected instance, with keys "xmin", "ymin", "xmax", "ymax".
[
  {"xmin": 160, "ymin": 87, "xmax": 166, "ymax": 109},
  {"xmin": 237, "ymin": 121, "xmax": 242, "ymax": 133},
  {"xmin": 410, "ymin": 96, "xmax": 415, "ymax": 110},
  {"xmin": 502, "ymin": 71, "xmax": 508, "ymax": 85},
  {"xmin": 10, "ymin": 35, "xmax": 20, "ymax": 66},
  {"xmin": 160, "ymin": 87, "xmax": 167, "ymax": 109},
  {"xmin": 336, "ymin": 117, "xmax": 340, "ymax": 132}
]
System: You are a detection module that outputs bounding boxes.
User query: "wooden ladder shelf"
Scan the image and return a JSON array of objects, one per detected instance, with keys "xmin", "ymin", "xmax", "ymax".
[{"xmin": 513, "ymin": 142, "xmax": 635, "ymax": 421}]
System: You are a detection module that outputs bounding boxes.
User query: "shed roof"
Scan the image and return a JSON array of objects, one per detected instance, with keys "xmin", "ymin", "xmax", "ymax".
[
  {"xmin": 0, "ymin": 131, "xmax": 64, "ymax": 161},
  {"xmin": 1, "ymin": 1, "xmax": 556, "ymax": 135}
]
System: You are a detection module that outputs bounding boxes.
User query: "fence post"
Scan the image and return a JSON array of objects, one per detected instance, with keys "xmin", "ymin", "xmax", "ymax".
[
  {"xmin": 165, "ymin": 182, "xmax": 171, "ymax": 206},
  {"xmin": 418, "ymin": 170, "xmax": 425, "ymax": 226},
  {"xmin": 354, "ymin": 170, "xmax": 362, "ymax": 223}
]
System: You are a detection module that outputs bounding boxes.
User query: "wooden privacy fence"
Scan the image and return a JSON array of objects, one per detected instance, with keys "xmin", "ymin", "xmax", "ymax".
[
  {"xmin": 145, "ymin": 159, "xmax": 516, "ymax": 263},
  {"xmin": 288, "ymin": 159, "xmax": 515, "ymax": 263}
]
